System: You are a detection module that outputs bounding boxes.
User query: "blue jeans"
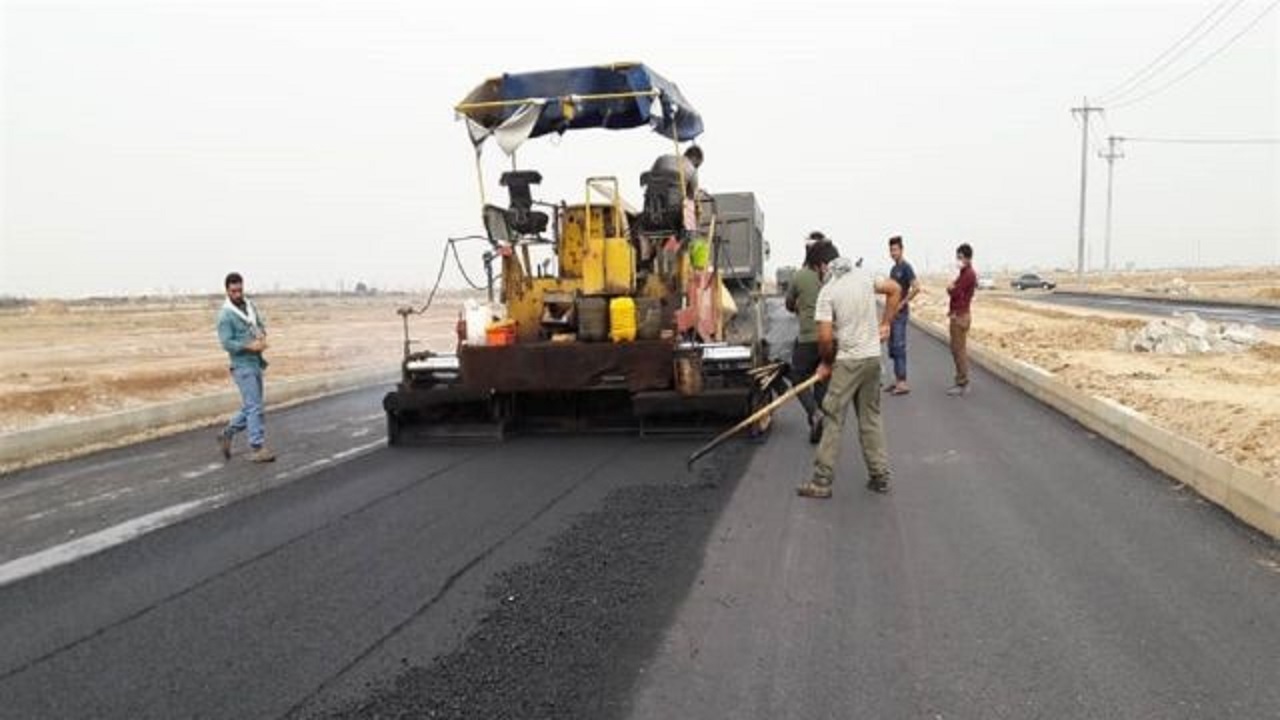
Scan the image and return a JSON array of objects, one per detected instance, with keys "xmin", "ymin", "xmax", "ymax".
[
  {"xmin": 888, "ymin": 313, "xmax": 910, "ymax": 381},
  {"xmin": 226, "ymin": 366, "xmax": 266, "ymax": 448}
]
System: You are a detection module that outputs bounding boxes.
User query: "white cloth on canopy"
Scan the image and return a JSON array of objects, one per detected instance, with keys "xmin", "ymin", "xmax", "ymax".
[{"xmin": 463, "ymin": 100, "xmax": 545, "ymax": 156}]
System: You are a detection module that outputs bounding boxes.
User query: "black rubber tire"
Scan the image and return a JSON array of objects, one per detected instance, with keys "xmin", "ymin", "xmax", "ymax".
[{"xmin": 386, "ymin": 411, "xmax": 400, "ymax": 447}]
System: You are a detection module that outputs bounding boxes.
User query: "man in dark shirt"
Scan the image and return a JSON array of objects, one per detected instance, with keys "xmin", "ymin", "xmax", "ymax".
[
  {"xmin": 650, "ymin": 145, "xmax": 702, "ymax": 200},
  {"xmin": 946, "ymin": 243, "xmax": 977, "ymax": 396},
  {"xmin": 786, "ymin": 236, "xmax": 837, "ymax": 443},
  {"xmin": 885, "ymin": 235, "xmax": 919, "ymax": 395}
]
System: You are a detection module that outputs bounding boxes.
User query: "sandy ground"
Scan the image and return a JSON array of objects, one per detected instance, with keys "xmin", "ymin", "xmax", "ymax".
[
  {"xmin": 0, "ymin": 293, "xmax": 463, "ymax": 433},
  {"xmin": 913, "ymin": 288, "xmax": 1280, "ymax": 482}
]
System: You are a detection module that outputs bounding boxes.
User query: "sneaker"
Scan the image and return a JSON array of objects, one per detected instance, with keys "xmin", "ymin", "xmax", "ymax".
[
  {"xmin": 249, "ymin": 446, "xmax": 277, "ymax": 463},
  {"xmin": 217, "ymin": 431, "xmax": 232, "ymax": 460},
  {"xmin": 946, "ymin": 384, "xmax": 969, "ymax": 397},
  {"xmin": 796, "ymin": 482, "xmax": 832, "ymax": 499},
  {"xmin": 866, "ymin": 476, "xmax": 890, "ymax": 494}
]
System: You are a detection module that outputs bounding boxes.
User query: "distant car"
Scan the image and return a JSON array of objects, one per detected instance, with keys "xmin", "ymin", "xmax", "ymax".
[
  {"xmin": 1011, "ymin": 273, "xmax": 1056, "ymax": 291},
  {"xmin": 977, "ymin": 276, "xmax": 996, "ymax": 290}
]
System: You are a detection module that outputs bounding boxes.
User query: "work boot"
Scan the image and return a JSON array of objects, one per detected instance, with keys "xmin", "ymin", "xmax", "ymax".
[
  {"xmin": 216, "ymin": 431, "xmax": 232, "ymax": 460},
  {"xmin": 946, "ymin": 384, "xmax": 969, "ymax": 397},
  {"xmin": 866, "ymin": 476, "xmax": 890, "ymax": 494},
  {"xmin": 796, "ymin": 481, "xmax": 832, "ymax": 499},
  {"xmin": 249, "ymin": 446, "xmax": 277, "ymax": 463}
]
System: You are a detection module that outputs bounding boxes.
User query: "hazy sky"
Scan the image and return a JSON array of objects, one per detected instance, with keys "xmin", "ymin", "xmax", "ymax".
[{"xmin": 2, "ymin": 0, "xmax": 1276, "ymax": 297}]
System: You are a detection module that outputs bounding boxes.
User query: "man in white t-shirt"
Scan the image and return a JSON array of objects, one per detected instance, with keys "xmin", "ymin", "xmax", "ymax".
[{"xmin": 797, "ymin": 250, "xmax": 902, "ymax": 498}]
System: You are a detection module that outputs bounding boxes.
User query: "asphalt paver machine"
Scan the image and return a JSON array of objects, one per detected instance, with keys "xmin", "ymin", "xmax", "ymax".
[{"xmin": 384, "ymin": 62, "xmax": 783, "ymax": 443}]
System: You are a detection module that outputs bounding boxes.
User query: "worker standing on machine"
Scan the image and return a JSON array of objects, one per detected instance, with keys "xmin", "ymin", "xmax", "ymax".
[
  {"xmin": 796, "ymin": 249, "xmax": 902, "ymax": 499},
  {"xmin": 786, "ymin": 234, "xmax": 837, "ymax": 443},
  {"xmin": 651, "ymin": 144, "xmax": 703, "ymax": 201},
  {"xmin": 216, "ymin": 272, "xmax": 276, "ymax": 463}
]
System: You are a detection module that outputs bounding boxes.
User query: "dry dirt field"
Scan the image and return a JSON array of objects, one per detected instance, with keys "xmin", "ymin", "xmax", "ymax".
[
  {"xmin": 0, "ymin": 293, "xmax": 464, "ymax": 434},
  {"xmin": 914, "ymin": 288, "xmax": 1280, "ymax": 482}
]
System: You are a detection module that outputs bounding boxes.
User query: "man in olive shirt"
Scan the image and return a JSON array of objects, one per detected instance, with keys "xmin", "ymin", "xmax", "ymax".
[{"xmin": 786, "ymin": 236, "xmax": 837, "ymax": 443}]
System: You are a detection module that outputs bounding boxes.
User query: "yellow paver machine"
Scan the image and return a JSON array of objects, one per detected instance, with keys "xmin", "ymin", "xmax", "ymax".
[{"xmin": 385, "ymin": 62, "xmax": 784, "ymax": 442}]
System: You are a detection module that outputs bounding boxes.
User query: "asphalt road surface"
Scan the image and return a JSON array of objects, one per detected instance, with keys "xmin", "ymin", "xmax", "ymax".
[
  {"xmin": 1018, "ymin": 291, "xmax": 1280, "ymax": 329},
  {"xmin": 1, "ymin": 327, "xmax": 1277, "ymax": 719}
]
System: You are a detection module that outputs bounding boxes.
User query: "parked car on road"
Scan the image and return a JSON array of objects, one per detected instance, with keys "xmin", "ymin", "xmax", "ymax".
[
  {"xmin": 977, "ymin": 276, "xmax": 996, "ymax": 290},
  {"xmin": 1011, "ymin": 273, "xmax": 1056, "ymax": 291}
]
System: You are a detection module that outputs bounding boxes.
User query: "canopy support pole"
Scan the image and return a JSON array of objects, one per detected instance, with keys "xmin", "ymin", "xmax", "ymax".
[{"xmin": 473, "ymin": 148, "xmax": 487, "ymax": 208}]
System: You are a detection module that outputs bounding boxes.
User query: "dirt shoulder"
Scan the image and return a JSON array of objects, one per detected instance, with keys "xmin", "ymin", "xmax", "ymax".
[
  {"xmin": 913, "ymin": 289, "xmax": 1280, "ymax": 482},
  {"xmin": 0, "ymin": 293, "xmax": 463, "ymax": 434}
]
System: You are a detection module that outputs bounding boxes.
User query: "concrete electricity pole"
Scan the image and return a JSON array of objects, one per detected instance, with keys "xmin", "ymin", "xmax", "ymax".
[
  {"xmin": 1071, "ymin": 99, "xmax": 1104, "ymax": 279},
  {"xmin": 1099, "ymin": 135, "xmax": 1124, "ymax": 273}
]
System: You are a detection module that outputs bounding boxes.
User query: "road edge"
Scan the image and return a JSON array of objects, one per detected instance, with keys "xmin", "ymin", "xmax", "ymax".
[
  {"xmin": 0, "ymin": 367, "xmax": 398, "ymax": 473},
  {"xmin": 911, "ymin": 317, "xmax": 1278, "ymax": 540},
  {"xmin": 1052, "ymin": 289, "xmax": 1280, "ymax": 311}
]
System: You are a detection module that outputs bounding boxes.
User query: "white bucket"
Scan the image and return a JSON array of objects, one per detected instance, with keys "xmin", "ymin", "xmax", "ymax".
[{"xmin": 464, "ymin": 300, "xmax": 489, "ymax": 346}]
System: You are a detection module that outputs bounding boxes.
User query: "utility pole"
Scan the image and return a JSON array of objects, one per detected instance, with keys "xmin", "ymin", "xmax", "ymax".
[
  {"xmin": 1071, "ymin": 99, "xmax": 1104, "ymax": 279},
  {"xmin": 1099, "ymin": 135, "xmax": 1124, "ymax": 273}
]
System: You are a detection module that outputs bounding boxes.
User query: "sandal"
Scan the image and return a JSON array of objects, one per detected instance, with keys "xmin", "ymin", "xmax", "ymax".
[{"xmin": 796, "ymin": 482, "xmax": 833, "ymax": 499}]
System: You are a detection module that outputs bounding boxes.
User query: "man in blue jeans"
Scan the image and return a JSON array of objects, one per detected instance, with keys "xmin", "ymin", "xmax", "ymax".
[
  {"xmin": 885, "ymin": 236, "xmax": 919, "ymax": 395},
  {"xmin": 216, "ymin": 272, "xmax": 275, "ymax": 462}
]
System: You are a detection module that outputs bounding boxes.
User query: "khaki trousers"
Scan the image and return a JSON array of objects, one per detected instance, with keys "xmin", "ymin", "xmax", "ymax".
[
  {"xmin": 949, "ymin": 313, "xmax": 971, "ymax": 386},
  {"xmin": 811, "ymin": 356, "xmax": 890, "ymax": 487}
]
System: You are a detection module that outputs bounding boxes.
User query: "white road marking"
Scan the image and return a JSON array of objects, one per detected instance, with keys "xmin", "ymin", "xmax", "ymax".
[
  {"xmin": 271, "ymin": 439, "xmax": 384, "ymax": 482},
  {"xmin": 180, "ymin": 462, "xmax": 223, "ymax": 480},
  {"xmin": 333, "ymin": 439, "xmax": 383, "ymax": 460},
  {"xmin": 0, "ymin": 494, "xmax": 227, "ymax": 587},
  {"xmin": 349, "ymin": 427, "xmax": 371, "ymax": 438}
]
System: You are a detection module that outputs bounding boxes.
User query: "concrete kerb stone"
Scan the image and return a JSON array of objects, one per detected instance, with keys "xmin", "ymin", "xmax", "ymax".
[
  {"xmin": 910, "ymin": 317, "xmax": 1278, "ymax": 539},
  {"xmin": 0, "ymin": 367, "xmax": 398, "ymax": 471}
]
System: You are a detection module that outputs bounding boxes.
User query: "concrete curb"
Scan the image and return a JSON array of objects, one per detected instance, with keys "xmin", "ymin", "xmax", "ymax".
[
  {"xmin": 1052, "ymin": 289, "xmax": 1280, "ymax": 311},
  {"xmin": 911, "ymin": 317, "xmax": 1278, "ymax": 540},
  {"xmin": 0, "ymin": 367, "xmax": 398, "ymax": 471}
]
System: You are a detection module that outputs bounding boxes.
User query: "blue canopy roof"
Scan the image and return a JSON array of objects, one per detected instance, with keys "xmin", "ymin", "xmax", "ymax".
[{"xmin": 457, "ymin": 63, "xmax": 703, "ymax": 143}]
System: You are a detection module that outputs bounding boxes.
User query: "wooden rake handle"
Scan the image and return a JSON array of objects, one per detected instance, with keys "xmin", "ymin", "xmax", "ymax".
[{"xmin": 686, "ymin": 374, "xmax": 822, "ymax": 469}]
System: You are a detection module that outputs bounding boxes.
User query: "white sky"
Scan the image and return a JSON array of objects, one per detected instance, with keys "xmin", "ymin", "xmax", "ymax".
[{"xmin": 1, "ymin": 0, "xmax": 1277, "ymax": 297}]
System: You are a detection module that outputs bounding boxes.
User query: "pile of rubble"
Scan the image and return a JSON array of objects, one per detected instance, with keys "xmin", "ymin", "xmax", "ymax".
[
  {"xmin": 1115, "ymin": 312, "xmax": 1262, "ymax": 355},
  {"xmin": 1144, "ymin": 277, "xmax": 1199, "ymax": 296}
]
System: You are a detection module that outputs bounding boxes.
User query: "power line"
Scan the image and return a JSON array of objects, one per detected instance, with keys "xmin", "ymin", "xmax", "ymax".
[
  {"xmin": 1121, "ymin": 136, "xmax": 1280, "ymax": 144},
  {"xmin": 1095, "ymin": 0, "xmax": 1244, "ymax": 105},
  {"xmin": 1110, "ymin": 0, "xmax": 1280, "ymax": 110}
]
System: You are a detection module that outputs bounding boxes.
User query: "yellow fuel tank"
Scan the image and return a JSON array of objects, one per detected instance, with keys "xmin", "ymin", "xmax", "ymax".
[{"xmin": 609, "ymin": 296, "xmax": 637, "ymax": 343}]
